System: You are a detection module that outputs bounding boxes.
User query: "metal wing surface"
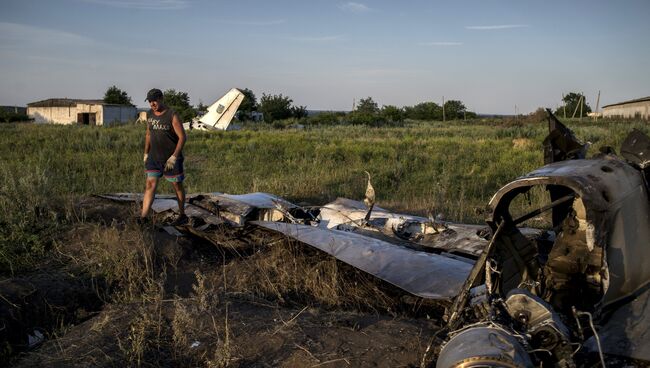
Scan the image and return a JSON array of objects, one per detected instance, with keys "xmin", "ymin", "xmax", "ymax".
[
  {"xmin": 253, "ymin": 221, "xmax": 473, "ymax": 301},
  {"xmin": 319, "ymin": 197, "xmax": 488, "ymax": 257}
]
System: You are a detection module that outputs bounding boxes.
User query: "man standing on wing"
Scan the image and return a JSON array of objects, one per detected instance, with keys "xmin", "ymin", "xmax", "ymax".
[{"xmin": 140, "ymin": 88, "xmax": 188, "ymax": 225}]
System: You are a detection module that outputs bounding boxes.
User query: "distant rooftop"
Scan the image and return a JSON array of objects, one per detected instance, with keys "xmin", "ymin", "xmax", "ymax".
[
  {"xmin": 602, "ymin": 96, "xmax": 650, "ymax": 109},
  {"xmin": 27, "ymin": 98, "xmax": 133, "ymax": 107}
]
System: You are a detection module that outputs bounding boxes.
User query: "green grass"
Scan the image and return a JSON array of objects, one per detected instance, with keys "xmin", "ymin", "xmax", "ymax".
[{"xmin": 1, "ymin": 118, "xmax": 648, "ymax": 274}]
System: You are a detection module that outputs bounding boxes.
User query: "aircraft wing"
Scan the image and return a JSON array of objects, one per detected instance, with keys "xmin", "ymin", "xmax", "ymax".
[
  {"xmin": 252, "ymin": 221, "xmax": 473, "ymax": 301},
  {"xmin": 319, "ymin": 197, "xmax": 489, "ymax": 257}
]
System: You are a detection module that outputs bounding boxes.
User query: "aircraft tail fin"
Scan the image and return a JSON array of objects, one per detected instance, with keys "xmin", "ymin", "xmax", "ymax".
[{"xmin": 198, "ymin": 88, "xmax": 245, "ymax": 130}]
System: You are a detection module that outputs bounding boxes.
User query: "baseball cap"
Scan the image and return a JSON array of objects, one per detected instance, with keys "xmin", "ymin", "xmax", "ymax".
[{"xmin": 145, "ymin": 88, "xmax": 163, "ymax": 102}]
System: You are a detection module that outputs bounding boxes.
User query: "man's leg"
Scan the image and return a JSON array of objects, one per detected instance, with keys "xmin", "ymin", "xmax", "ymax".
[
  {"xmin": 141, "ymin": 176, "xmax": 159, "ymax": 218},
  {"xmin": 165, "ymin": 155, "xmax": 186, "ymax": 217},
  {"xmin": 171, "ymin": 181, "xmax": 186, "ymax": 215}
]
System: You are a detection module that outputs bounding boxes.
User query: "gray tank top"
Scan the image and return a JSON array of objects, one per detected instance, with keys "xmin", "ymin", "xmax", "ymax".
[{"xmin": 147, "ymin": 108, "xmax": 182, "ymax": 161}]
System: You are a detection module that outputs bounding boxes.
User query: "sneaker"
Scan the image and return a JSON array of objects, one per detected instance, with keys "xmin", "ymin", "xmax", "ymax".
[{"xmin": 169, "ymin": 213, "xmax": 189, "ymax": 226}]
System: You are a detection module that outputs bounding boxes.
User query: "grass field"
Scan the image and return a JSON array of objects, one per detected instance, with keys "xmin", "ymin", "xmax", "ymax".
[
  {"xmin": 1, "ymin": 118, "xmax": 648, "ymax": 274},
  {"xmin": 2, "ymin": 117, "xmax": 649, "ymax": 367}
]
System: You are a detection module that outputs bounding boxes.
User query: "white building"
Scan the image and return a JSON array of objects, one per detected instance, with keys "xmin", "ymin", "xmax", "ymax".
[
  {"xmin": 602, "ymin": 96, "xmax": 650, "ymax": 120},
  {"xmin": 27, "ymin": 98, "xmax": 137, "ymax": 126}
]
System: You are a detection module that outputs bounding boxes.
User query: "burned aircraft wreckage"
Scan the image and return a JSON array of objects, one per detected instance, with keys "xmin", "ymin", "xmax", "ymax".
[{"xmin": 102, "ymin": 111, "xmax": 650, "ymax": 367}]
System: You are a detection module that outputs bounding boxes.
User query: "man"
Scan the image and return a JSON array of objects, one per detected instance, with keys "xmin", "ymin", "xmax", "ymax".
[{"xmin": 140, "ymin": 88, "xmax": 187, "ymax": 225}]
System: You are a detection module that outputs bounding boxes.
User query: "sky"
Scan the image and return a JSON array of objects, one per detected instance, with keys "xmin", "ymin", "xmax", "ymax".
[{"xmin": 1, "ymin": 0, "xmax": 649, "ymax": 114}]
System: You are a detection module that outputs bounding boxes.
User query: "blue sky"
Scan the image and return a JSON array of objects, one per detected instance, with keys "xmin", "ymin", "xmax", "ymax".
[{"xmin": 1, "ymin": 0, "xmax": 649, "ymax": 114}]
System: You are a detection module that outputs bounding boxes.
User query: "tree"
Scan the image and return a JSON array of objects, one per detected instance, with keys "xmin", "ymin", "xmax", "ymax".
[
  {"xmin": 381, "ymin": 105, "xmax": 404, "ymax": 122},
  {"xmin": 347, "ymin": 97, "xmax": 385, "ymax": 126},
  {"xmin": 195, "ymin": 101, "xmax": 208, "ymax": 115},
  {"xmin": 163, "ymin": 89, "xmax": 196, "ymax": 122},
  {"xmin": 555, "ymin": 92, "xmax": 591, "ymax": 118},
  {"xmin": 404, "ymin": 102, "xmax": 442, "ymax": 120},
  {"xmin": 347, "ymin": 110, "xmax": 383, "ymax": 126},
  {"xmin": 443, "ymin": 100, "xmax": 466, "ymax": 120},
  {"xmin": 103, "ymin": 85, "xmax": 132, "ymax": 105},
  {"xmin": 259, "ymin": 94, "xmax": 294, "ymax": 123},
  {"xmin": 237, "ymin": 88, "xmax": 258, "ymax": 121},
  {"xmin": 306, "ymin": 111, "xmax": 345, "ymax": 126},
  {"xmin": 356, "ymin": 97, "xmax": 379, "ymax": 114},
  {"xmin": 291, "ymin": 106, "xmax": 307, "ymax": 119},
  {"xmin": 291, "ymin": 105, "xmax": 308, "ymax": 119}
]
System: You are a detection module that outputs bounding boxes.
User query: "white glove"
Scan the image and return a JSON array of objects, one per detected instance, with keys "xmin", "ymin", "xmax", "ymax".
[
  {"xmin": 165, "ymin": 155, "xmax": 177, "ymax": 171},
  {"xmin": 143, "ymin": 153, "xmax": 148, "ymax": 163}
]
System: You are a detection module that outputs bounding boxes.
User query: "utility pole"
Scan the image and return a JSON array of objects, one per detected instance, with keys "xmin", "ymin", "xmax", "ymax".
[
  {"xmin": 515, "ymin": 105, "xmax": 518, "ymax": 123},
  {"xmin": 571, "ymin": 95, "xmax": 582, "ymax": 119},
  {"xmin": 352, "ymin": 98, "xmax": 356, "ymax": 111},
  {"xmin": 595, "ymin": 90, "xmax": 601, "ymax": 122},
  {"xmin": 562, "ymin": 93, "xmax": 566, "ymax": 119},
  {"xmin": 579, "ymin": 92, "xmax": 583, "ymax": 122},
  {"xmin": 442, "ymin": 96, "xmax": 445, "ymax": 122}
]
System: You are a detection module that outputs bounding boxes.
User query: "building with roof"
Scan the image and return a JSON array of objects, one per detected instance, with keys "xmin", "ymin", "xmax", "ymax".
[
  {"xmin": 602, "ymin": 96, "xmax": 650, "ymax": 120},
  {"xmin": 27, "ymin": 99, "xmax": 137, "ymax": 126}
]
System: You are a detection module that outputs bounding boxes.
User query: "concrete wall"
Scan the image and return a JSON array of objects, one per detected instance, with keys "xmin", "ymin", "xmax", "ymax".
[
  {"xmin": 27, "ymin": 106, "xmax": 78, "ymax": 124},
  {"xmin": 603, "ymin": 101, "xmax": 650, "ymax": 120},
  {"xmin": 27, "ymin": 104, "xmax": 136, "ymax": 125},
  {"xmin": 102, "ymin": 105, "xmax": 137, "ymax": 126},
  {"xmin": 75, "ymin": 103, "xmax": 103, "ymax": 125}
]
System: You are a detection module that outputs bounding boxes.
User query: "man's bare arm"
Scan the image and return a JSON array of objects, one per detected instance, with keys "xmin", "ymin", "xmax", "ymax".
[
  {"xmin": 171, "ymin": 113, "xmax": 186, "ymax": 158},
  {"xmin": 144, "ymin": 123, "xmax": 151, "ymax": 162}
]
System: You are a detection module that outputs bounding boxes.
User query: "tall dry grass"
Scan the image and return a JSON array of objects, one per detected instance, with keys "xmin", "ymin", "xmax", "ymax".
[{"xmin": 1, "ymin": 118, "xmax": 648, "ymax": 273}]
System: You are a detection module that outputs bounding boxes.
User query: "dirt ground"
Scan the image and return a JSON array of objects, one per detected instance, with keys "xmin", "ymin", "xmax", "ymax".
[
  {"xmin": 13, "ymin": 297, "xmax": 439, "ymax": 367},
  {"xmin": 4, "ymin": 198, "xmax": 642, "ymax": 367},
  {"xmin": 2, "ymin": 198, "xmax": 445, "ymax": 367}
]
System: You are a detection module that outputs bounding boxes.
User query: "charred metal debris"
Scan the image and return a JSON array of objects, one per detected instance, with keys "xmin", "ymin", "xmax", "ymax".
[{"xmin": 100, "ymin": 111, "xmax": 650, "ymax": 367}]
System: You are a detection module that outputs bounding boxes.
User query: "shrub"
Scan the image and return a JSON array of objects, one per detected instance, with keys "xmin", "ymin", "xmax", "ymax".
[
  {"xmin": 259, "ymin": 93, "xmax": 307, "ymax": 123},
  {"xmin": 0, "ymin": 166, "xmax": 59, "ymax": 274},
  {"xmin": 103, "ymin": 85, "xmax": 133, "ymax": 105},
  {"xmin": 305, "ymin": 112, "xmax": 345, "ymax": 126},
  {"xmin": 403, "ymin": 102, "xmax": 442, "ymax": 120},
  {"xmin": 381, "ymin": 105, "xmax": 404, "ymax": 122},
  {"xmin": 356, "ymin": 97, "xmax": 380, "ymax": 114},
  {"xmin": 164, "ymin": 89, "xmax": 196, "ymax": 123},
  {"xmin": 346, "ymin": 111, "xmax": 383, "ymax": 126}
]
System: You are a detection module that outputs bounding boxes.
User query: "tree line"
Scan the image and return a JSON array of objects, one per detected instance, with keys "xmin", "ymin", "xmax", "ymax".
[
  {"xmin": 104, "ymin": 85, "xmax": 478, "ymax": 126},
  {"xmin": 104, "ymin": 85, "xmax": 306, "ymax": 125},
  {"xmin": 102, "ymin": 85, "xmax": 595, "ymax": 127}
]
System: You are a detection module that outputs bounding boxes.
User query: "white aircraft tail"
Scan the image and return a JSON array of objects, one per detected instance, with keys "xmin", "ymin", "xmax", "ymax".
[{"xmin": 196, "ymin": 88, "xmax": 245, "ymax": 130}]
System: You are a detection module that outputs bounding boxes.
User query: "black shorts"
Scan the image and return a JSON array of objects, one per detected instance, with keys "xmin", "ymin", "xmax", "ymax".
[{"xmin": 145, "ymin": 155, "xmax": 185, "ymax": 182}]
